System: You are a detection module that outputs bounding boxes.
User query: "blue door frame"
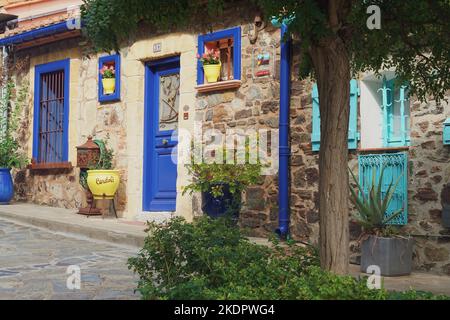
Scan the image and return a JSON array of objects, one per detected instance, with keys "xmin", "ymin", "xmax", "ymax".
[{"xmin": 143, "ymin": 56, "xmax": 180, "ymax": 212}]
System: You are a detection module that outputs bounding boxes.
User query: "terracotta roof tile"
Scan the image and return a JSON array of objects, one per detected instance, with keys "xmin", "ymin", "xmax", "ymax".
[{"xmin": 1, "ymin": 11, "xmax": 73, "ymax": 38}]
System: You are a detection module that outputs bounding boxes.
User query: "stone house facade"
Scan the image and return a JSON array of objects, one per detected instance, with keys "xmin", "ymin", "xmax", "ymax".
[{"xmin": 0, "ymin": 0, "xmax": 449, "ymax": 275}]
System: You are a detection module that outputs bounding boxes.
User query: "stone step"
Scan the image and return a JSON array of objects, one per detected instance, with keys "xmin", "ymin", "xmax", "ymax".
[{"xmin": 0, "ymin": 203, "xmax": 147, "ymax": 248}]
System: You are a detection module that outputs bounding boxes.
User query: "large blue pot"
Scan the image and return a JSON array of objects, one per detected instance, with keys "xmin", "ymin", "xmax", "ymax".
[
  {"xmin": 201, "ymin": 183, "xmax": 241, "ymax": 222},
  {"xmin": 0, "ymin": 168, "xmax": 14, "ymax": 205}
]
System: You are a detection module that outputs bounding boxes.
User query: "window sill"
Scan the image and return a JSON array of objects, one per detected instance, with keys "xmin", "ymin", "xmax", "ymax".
[
  {"xmin": 195, "ymin": 80, "xmax": 241, "ymax": 93},
  {"xmin": 358, "ymin": 146, "xmax": 410, "ymax": 153},
  {"xmin": 27, "ymin": 162, "xmax": 73, "ymax": 171}
]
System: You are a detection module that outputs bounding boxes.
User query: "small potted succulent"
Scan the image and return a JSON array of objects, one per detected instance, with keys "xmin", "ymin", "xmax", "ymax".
[
  {"xmin": 197, "ymin": 49, "xmax": 221, "ymax": 83},
  {"xmin": 350, "ymin": 166, "xmax": 413, "ymax": 276},
  {"xmin": 0, "ymin": 81, "xmax": 28, "ymax": 204},
  {"xmin": 86, "ymin": 137, "xmax": 120, "ymax": 200},
  {"xmin": 100, "ymin": 64, "xmax": 116, "ymax": 95}
]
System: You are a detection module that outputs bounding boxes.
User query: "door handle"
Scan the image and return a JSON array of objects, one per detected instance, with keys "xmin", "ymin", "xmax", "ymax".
[{"xmin": 162, "ymin": 139, "xmax": 169, "ymax": 146}]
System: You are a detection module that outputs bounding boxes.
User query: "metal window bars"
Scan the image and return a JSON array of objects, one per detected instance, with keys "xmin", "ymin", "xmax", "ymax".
[{"xmin": 38, "ymin": 70, "xmax": 65, "ymax": 163}]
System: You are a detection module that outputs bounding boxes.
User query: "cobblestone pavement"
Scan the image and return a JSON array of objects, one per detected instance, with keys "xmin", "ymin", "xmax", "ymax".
[{"xmin": 0, "ymin": 218, "xmax": 141, "ymax": 300}]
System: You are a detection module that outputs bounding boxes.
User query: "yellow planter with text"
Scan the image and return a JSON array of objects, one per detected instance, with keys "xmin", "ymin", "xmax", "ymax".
[{"xmin": 87, "ymin": 170, "xmax": 120, "ymax": 200}]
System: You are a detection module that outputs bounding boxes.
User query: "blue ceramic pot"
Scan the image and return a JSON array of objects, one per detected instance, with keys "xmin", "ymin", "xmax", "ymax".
[
  {"xmin": 201, "ymin": 183, "xmax": 241, "ymax": 222},
  {"xmin": 0, "ymin": 168, "xmax": 14, "ymax": 205}
]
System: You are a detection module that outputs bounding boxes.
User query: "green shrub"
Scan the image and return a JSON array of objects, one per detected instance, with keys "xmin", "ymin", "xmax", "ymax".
[
  {"xmin": 128, "ymin": 216, "xmax": 447, "ymax": 300},
  {"xmin": 0, "ymin": 81, "xmax": 29, "ymax": 169}
]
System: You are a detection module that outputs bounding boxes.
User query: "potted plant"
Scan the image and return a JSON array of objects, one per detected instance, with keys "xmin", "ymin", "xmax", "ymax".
[
  {"xmin": 100, "ymin": 64, "xmax": 116, "ymax": 95},
  {"xmin": 197, "ymin": 49, "xmax": 221, "ymax": 83},
  {"xmin": 183, "ymin": 146, "xmax": 263, "ymax": 222},
  {"xmin": 0, "ymin": 81, "xmax": 28, "ymax": 204},
  {"xmin": 350, "ymin": 166, "xmax": 413, "ymax": 276},
  {"xmin": 86, "ymin": 137, "xmax": 120, "ymax": 200}
]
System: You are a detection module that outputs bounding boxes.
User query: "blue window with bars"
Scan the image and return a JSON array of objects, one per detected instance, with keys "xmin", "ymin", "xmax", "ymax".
[
  {"xmin": 311, "ymin": 79, "xmax": 360, "ymax": 151},
  {"xmin": 379, "ymin": 77, "xmax": 410, "ymax": 147},
  {"xmin": 33, "ymin": 59, "xmax": 70, "ymax": 163},
  {"xmin": 358, "ymin": 152, "xmax": 408, "ymax": 225}
]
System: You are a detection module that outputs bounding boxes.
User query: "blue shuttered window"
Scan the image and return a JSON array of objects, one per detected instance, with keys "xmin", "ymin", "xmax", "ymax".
[
  {"xmin": 33, "ymin": 59, "xmax": 70, "ymax": 163},
  {"xmin": 380, "ymin": 78, "xmax": 410, "ymax": 147},
  {"xmin": 311, "ymin": 79, "xmax": 360, "ymax": 151},
  {"xmin": 358, "ymin": 152, "xmax": 408, "ymax": 225}
]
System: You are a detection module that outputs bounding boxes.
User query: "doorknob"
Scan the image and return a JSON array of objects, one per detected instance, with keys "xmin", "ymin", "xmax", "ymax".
[{"xmin": 162, "ymin": 139, "xmax": 169, "ymax": 146}]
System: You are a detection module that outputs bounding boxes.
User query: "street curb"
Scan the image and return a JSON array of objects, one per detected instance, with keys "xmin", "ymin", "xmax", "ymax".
[{"xmin": 0, "ymin": 209, "xmax": 146, "ymax": 248}]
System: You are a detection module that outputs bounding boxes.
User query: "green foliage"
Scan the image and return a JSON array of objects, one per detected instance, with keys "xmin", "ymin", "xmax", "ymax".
[
  {"xmin": 349, "ymin": 166, "xmax": 403, "ymax": 237},
  {"xmin": 257, "ymin": 0, "xmax": 450, "ymax": 103},
  {"xmin": 91, "ymin": 136, "xmax": 114, "ymax": 170},
  {"xmin": 81, "ymin": 0, "xmax": 226, "ymax": 52},
  {"xmin": 183, "ymin": 161, "xmax": 263, "ymax": 198},
  {"xmin": 183, "ymin": 139, "xmax": 265, "ymax": 197},
  {"xmin": 0, "ymin": 81, "xmax": 29, "ymax": 169},
  {"xmin": 128, "ymin": 216, "xmax": 448, "ymax": 300}
]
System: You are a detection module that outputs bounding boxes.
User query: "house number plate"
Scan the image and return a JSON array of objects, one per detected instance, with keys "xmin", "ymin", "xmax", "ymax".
[{"xmin": 153, "ymin": 43, "xmax": 162, "ymax": 53}]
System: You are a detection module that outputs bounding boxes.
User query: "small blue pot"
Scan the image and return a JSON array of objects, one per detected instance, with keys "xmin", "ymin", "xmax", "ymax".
[{"xmin": 0, "ymin": 168, "xmax": 14, "ymax": 205}]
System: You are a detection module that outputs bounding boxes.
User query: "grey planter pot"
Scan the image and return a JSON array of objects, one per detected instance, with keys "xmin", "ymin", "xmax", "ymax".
[
  {"xmin": 360, "ymin": 235, "xmax": 414, "ymax": 276},
  {"xmin": 443, "ymin": 204, "xmax": 450, "ymax": 228}
]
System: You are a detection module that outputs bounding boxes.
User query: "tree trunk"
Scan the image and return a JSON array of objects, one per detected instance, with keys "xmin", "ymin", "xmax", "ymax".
[{"xmin": 310, "ymin": 36, "xmax": 350, "ymax": 275}]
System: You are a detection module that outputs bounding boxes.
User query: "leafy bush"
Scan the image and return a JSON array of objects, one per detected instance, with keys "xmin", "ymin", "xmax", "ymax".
[
  {"xmin": 91, "ymin": 136, "xmax": 114, "ymax": 170},
  {"xmin": 128, "ymin": 217, "xmax": 447, "ymax": 300},
  {"xmin": 0, "ymin": 81, "xmax": 28, "ymax": 169}
]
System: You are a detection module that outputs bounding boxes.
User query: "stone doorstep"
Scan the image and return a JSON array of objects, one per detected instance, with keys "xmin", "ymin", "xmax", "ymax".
[{"xmin": 0, "ymin": 203, "xmax": 147, "ymax": 248}]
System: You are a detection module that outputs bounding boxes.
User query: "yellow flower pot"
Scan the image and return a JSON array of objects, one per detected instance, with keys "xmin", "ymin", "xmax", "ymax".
[
  {"xmin": 102, "ymin": 78, "xmax": 116, "ymax": 95},
  {"xmin": 87, "ymin": 170, "xmax": 120, "ymax": 200},
  {"xmin": 203, "ymin": 63, "xmax": 221, "ymax": 83}
]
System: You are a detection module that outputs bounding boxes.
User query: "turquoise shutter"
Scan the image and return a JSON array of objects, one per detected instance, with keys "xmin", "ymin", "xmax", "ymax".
[
  {"xmin": 381, "ymin": 78, "xmax": 410, "ymax": 147},
  {"xmin": 311, "ymin": 80, "xmax": 360, "ymax": 151},
  {"xmin": 311, "ymin": 84, "xmax": 321, "ymax": 152},
  {"xmin": 380, "ymin": 77, "xmax": 392, "ymax": 147},
  {"xmin": 348, "ymin": 79, "xmax": 360, "ymax": 149},
  {"xmin": 358, "ymin": 152, "xmax": 408, "ymax": 225}
]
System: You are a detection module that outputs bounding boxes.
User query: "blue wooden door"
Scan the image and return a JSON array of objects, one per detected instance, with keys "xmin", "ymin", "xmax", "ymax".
[{"xmin": 143, "ymin": 57, "xmax": 180, "ymax": 211}]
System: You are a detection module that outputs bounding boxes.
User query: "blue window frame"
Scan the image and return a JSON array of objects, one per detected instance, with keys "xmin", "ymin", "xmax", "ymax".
[
  {"xmin": 311, "ymin": 79, "xmax": 360, "ymax": 151},
  {"xmin": 380, "ymin": 77, "xmax": 410, "ymax": 147},
  {"xmin": 358, "ymin": 152, "xmax": 408, "ymax": 225},
  {"xmin": 197, "ymin": 26, "xmax": 241, "ymax": 85},
  {"xmin": 33, "ymin": 59, "xmax": 70, "ymax": 163},
  {"xmin": 98, "ymin": 54, "xmax": 121, "ymax": 102}
]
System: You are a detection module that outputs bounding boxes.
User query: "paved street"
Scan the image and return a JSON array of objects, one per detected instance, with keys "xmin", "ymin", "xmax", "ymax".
[{"xmin": 0, "ymin": 218, "xmax": 141, "ymax": 300}]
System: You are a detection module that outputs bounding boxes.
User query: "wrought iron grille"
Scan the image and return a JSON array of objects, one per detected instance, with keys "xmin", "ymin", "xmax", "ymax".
[
  {"xmin": 358, "ymin": 152, "xmax": 408, "ymax": 225},
  {"xmin": 38, "ymin": 70, "xmax": 65, "ymax": 163}
]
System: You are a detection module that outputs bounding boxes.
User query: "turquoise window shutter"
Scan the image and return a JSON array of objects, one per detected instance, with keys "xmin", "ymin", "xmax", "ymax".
[
  {"xmin": 311, "ymin": 80, "xmax": 360, "ymax": 151},
  {"xmin": 358, "ymin": 152, "xmax": 408, "ymax": 225},
  {"xmin": 311, "ymin": 84, "xmax": 321, "ymax": 152},
  {"xmin": 380, "ymin": 78, "xmax": 410, "ymax": 147},
  {"xmin": 348, "ymin": 79, "xmax": 360, "ymax": 149}
]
